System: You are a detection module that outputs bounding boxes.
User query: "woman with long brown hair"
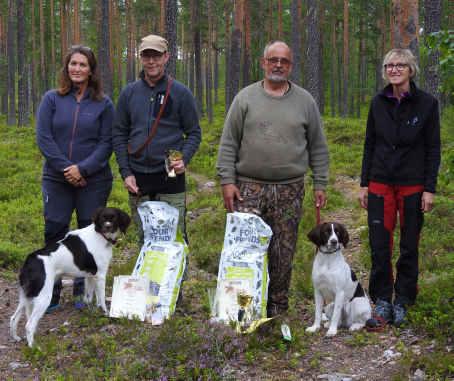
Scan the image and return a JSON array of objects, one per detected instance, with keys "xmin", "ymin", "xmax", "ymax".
[{"xmin": 36, "ymin": 45, "xmax": 114, "ymax": 311}]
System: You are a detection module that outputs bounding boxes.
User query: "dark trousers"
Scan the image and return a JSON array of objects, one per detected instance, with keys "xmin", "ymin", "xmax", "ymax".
[
  {"xmin": 42, "ymin": 178, "xmax": 112, "ymax": 304},
  {"xmin": 367, "ymin": 182, "xmax": 424, "ymax": 306},
  {"xmin": 235, "ymin": 180, "xmax": 305, "ymax": 316}
]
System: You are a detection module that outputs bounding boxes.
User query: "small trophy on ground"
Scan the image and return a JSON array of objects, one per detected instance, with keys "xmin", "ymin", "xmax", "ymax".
[{"xmin": 237, "ymin": 291, "xmax": 253, "ymax": 331}]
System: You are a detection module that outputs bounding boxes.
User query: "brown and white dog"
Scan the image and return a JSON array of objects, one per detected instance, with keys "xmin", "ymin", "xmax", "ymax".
[
  {"xmin": 306, "ymin": 222, "xmax": 371, "ymax": 336},
  {"xmin": 10, "ymin": 207, "xmax": 130, "ymax": 347}
]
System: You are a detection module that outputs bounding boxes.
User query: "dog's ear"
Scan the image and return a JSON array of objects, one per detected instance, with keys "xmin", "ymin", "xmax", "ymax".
[
  {"xmin": 336, "ymin": 223, "xmax": 349, "ymax": 247},
  {"xmin": 117, "ymin": 209, "xmax": 131, "ymax": 233},
  {"xmin": 307, "ymin": 224, "xmax": 324, "ymax": 247},
  {"xmin": 92, "ymin": 207, "xmax": 104, "ymax": 224}
]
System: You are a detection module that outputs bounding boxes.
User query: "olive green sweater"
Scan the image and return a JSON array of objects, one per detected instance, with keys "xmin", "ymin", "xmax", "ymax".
[{"xmin": 216, "ymin": 81, "xmax": 329, "ymax": 189}]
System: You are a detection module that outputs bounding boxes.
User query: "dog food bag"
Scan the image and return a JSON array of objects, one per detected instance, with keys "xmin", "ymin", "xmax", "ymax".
[
  {"xmin": 213, "ymin": 212, "xmax": 272, "ymax": 327},
  {"xmin": 132, "ymin": 201, "xmax": 187, "ymax": 325},
  {"xmin": 109, "ymin": 276, "xmax": 151, "ymax": 321}
]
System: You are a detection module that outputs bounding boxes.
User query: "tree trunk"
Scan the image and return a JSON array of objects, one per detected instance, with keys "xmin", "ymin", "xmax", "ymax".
[
  {"xmin": 73, "ymin": 0, "xmax": 80, "ymax": 44},
  {"xmin": 342, "ymin": 0, "xmax": 349, "ymax": 117},
  {"xmin": 206, "ymin": 0, "xmax": 214, "ymax": 122},
  {"xmin": 228, "ymin": 0, "xmax": 243, "ymax": 108},
  {"xmin": 277, "ymin": 0, "xmax": 283, "ymax": 39},
  {"xmin": 0, "ymin": 12, "xmax": 8, "ymax": 115},
  {"xmin": 192, "ymin": 0, "xmax": 203, "ymax": 115},
  {"xmin": 17, "ymin": 0, "xmax": 28, "ymax": 126},
  {"xmin": 99, "ymin": 0, "xmax": 112, "ymax": 97},
  {"xmin": 7, "ymin": 0, "xmax": 16, "ymax": 125},
  {"xmin": 330, "ymin": 0, "xmax": 337, "ymax": 117},
  {"xmin": 30, "ymin": 0, "xmax": 38, "ymax": 113},
  {"xmin": 60, "ymin": 0, "xmax": 68, "ymax": 63},
  {"xmin": 423, "ymin": 0, "xmax": 441, "ymax": 101},
  {"xmin": 165, "ymin": 0, "xmax": 177, "ymax": 78},
  {"xmin": 304, "ymin": 0, "xmax": 322, "ymax": 109},
  {"xmin": 224, "ymin": 2, "xmax": 231, "ymax": 112},
  {"xmin": 391, "ymin": 0, "xmax": 419, "ymax": 56},
  {"xmin": 267, "ymin": 0, "xmax": 273, "ymax": 41},
  {"xmin": 290, "ymin": 0, "xmax": 302, "ymax": 85},
  {"xmin": 50, "ymin": 0, "xmax": 55, "ymax": 87},
  {"xmin": 125, "ymin": 0, "xmax": 136, "ymax": 82},
  {"xmin": 160, "ymin": 0, "xmax": 166, "ymax": 36},
  {"xmin": 242, "ymin": 0, "xmax": 251, "ymax": 87},
  {"xmin": 213, "ymin": 16, "xmax": 219, "ymax": 104},
  {"xmin": 40, "ymin": 0, "xmax": 48, "ymax": 92}
]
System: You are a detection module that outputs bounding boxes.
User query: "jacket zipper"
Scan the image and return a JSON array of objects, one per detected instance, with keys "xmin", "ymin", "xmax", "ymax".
[{"xmin": 68, "ymin": 102, "xmax": 80, "ymax": 160}]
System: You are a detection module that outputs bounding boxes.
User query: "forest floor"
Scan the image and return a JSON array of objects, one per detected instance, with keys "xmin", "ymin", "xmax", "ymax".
[{"xmin": 0, "ymin": 175, "xmax": 434, "ymax": 380}]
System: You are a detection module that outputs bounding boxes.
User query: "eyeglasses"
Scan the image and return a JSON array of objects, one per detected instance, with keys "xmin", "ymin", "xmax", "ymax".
[
  {"xmin": 384, "ymin": 63, "xmax": 408, "ymax": 72},
  {"xmin": 265, "ymin": 57, "xmax": 292, "ymax": 66},
  {"xmin": 140, "ymin": 50, "xmax": 166, "ymax": 60}
]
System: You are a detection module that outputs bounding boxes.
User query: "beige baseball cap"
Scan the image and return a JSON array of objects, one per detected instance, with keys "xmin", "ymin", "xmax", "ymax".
[{"xmin": 139, "ymin": 34, "xmax": 168, "ymax": 53}]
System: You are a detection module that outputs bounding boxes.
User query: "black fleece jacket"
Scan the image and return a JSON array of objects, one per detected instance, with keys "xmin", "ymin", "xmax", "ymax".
[{"xmin": 360, "ymin": 82, "xmax": 441, "ymax": 193}]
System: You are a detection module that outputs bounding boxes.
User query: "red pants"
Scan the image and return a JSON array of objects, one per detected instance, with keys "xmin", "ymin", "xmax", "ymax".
[{"xmin": 367, "ymin": 182, "xmax": 424, "ymax": 306}]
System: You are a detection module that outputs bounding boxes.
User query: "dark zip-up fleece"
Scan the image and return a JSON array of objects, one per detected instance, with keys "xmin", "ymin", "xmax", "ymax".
[
  {"xmin": 360, "ymin": 82, "xmax": 441, "ymax": 193},
  {"xmin": 113, "ymin": 73, "xmax": 201, "ymax": 179},
  {"xmin": 36, "ymin": 89, "xmax": 114, "ymax": 183}
]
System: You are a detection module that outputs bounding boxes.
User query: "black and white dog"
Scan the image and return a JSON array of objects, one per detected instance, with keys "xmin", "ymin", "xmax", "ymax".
[
  {"xmin": 10, "ymin": 207, "xmax": 130, "ymax": 347},
  {"xmin": 306, "ymin": 222, "xmax": 371, "ymax": 336}
]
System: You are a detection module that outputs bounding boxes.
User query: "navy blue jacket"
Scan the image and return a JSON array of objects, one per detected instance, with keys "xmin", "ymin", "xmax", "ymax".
[
  {"xmin": 113, "ymin": 73, "xmax": 201, "ymax": 179},
  {"xmin": 360, "ymin": 82, "xmax": 441, "ymax": 193},
  {"xmin": 36, "ymin": 89, "xmax": 114, "ymax": 183}
]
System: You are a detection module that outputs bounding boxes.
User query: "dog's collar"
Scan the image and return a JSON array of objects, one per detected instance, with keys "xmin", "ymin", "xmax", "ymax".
[
  {"xmin": 318, "ymin": 245, "xmax": 340, "ymax": 254},
  {"xmin": 101, "ymin": 232, "xmax": 117, "ymax": 245}
]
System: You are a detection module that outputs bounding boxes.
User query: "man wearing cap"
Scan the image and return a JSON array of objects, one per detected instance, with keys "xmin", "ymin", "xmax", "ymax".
[{"xmin": 113, "ymin": 34, "xmax": 201, "ymax": 242}]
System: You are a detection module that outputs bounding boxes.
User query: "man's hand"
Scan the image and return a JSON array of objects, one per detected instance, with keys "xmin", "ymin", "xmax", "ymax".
[
  {"xmin": 222, "ymin": 184, "xmax": 243, "ymax": 212},
  {"xmin": 124, "ymin": 175, "xmax": 139, "ymax": 194},
  {"xmin": 358, "ymin": 187, "xmax": 368, "ymax": 209},
  {"xmin": 314, "ymin": 190, "xmax": 327, "ymax": 208},
  {"xmin": 64, "ymin": 165, "xmax": 87, "ymax": 187},
  {"xmin": 170, "ymin": 159, "xmax": 185, "ymax": 175},
  {"xmin": 421, "ymin": 191, "xmax": 434, "ymax": 212}
]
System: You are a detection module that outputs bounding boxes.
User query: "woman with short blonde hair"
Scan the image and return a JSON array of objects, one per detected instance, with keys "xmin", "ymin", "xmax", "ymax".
[{"xmin": 359, "ymin": 48, "xmax": 441, "ymax": 330}]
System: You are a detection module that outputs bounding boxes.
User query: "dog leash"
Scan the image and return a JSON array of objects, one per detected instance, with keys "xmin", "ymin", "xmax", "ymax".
[{"xmin": 315, "ymin": 205, "xmax": 321, "ymax": 225}]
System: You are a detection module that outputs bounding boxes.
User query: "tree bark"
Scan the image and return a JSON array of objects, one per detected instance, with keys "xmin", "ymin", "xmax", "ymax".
[
  {"xmin": 277, "ymin": 0, "xmax": 283, "ymax": 39},
  {"xmin": 330, "ymin": 1, "xmax": 337, "ymax": 117},
  {"xmin": 192, "ymin": 0, "xmax": 203, "ymax": 115},
  {"xmin": 17, "ymin": 0, "xmax": 28, "ymax": 126},
  {"xmin": 160, "ymin": 0, "xmax": 166, "ymax": 36},
  {"xmin": 206, "ymin": 0, "xmax": 214, "ymax": 122},
  {"xmin": 228, "ymin": 0, "xmax": 243, "ymax": 108},
  {"xmin": 50, "ymin": 0, "xmax": 55, "ymax": 87},
  {"xmin": 125, "ymin": 0, "xmax": 136, "ymax": 82},
  {"xmin": 224, "ymin": 1, "xmax": 231, "ymax": 112},
  {"xmin": 40, "ymin": 0, "xmax": 48, "ymax": 92},
  {"xmin": 99, "ymin": 0, "xmax": 112, "ymax": 97},
  {"xmin": 165, "ymin": 0, "xmax": 177, "ymax": 78},
  {"xmin": 0, "ymin": 12, "xmax": 8, "ymax": 115},
  {"xmin": 342, "ymin": 0, "xmax": 349, "ymax": 117},
  {"xmin": 73, "ymin": 0, "xmax": 80, "ymax": 44},
  {"xmin": 7, "ymin": 0, "xmax": 16, "ymax": 125},
  {"xmin": 423, "ymin": 0, "xmax": 441, "ymax": 101},
  {"xmin": 290, "ymin": 0, "xmax": 302, "ymax": 85},
  {"xmin": 391, "ymin": 0, "xmax": 419, "ymax": 57},
  {"xmin": 242, "ymin": 0, "xmax": 251, "ymax": 87},
  {"xmin": 304, "ymin": 0, "xmax": 322, "ymax": 109}
]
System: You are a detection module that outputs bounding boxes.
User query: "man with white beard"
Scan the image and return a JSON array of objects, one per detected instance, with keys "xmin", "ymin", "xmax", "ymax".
[{"xmin": 216, "ymin": 40, "xmax": 329, "ymax": 317}]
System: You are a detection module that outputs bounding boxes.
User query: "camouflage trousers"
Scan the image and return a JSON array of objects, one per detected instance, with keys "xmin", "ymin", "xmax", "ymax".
[{"xmin": 235, "ymin": 180, "xmax": 305, "ymax": 317}]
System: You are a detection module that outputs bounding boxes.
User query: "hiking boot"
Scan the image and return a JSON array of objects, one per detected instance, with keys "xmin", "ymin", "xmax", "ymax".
[
  {"xmin": 393, "ymin": 304, "xmax": 407, "ymax": 327},
  {"xmin": 45, "ymin": 303, "xmax": 60, "ymax": 314},
  {"xmin": 366, "ymin": 299, "xmax": 393, "ymax": 331}
]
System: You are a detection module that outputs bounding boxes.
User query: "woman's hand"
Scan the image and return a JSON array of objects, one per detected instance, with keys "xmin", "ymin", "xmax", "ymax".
[
  {"xmin": 358, "ymin": 187, "xmax": 368, "ymax": 209},
  {"xmin": 421, "ymin": 192, "xmax": 435, "ymax": 212},
  {"xmin": 64, "ymin": 165, "xmax": 86, "ymax": 187}
]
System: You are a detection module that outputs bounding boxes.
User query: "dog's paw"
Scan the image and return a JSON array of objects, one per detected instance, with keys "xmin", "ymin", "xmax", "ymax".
[
  {"xmin": 326, "ymin": 328, "xmax": 337, "ymax": 336},
  {"xmin": 323, "ymin": 321, "xmax": 331, "ymax": 329},
  {"xmin": 11, "ymin": 334, "xmax": 22, "ymax": 342},
  {"xmin": 306, "ymin": 325, "xmax": 319, "ymax": 333}
]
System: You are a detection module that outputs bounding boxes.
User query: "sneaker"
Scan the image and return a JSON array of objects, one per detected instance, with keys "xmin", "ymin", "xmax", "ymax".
[
  {"xmin": 366, "ymin": 299, "xmax": 393, "ymax": 331},
  {"xmin": 45, "ymin": 303, "xmax": 60, "ymax": 314},
  {"xmin": 393, "ymin": 304, "xmax": 407, "ymax": 327}
]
